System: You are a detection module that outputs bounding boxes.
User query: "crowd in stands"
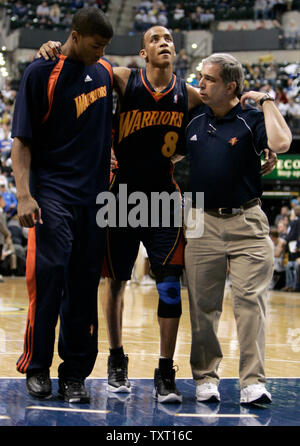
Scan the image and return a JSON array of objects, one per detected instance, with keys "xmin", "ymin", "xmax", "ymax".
[
  {"xmin": 0, "ymin": 78, "xmax": 27, "ymax": 281},
  {"xmin": 269, "ymin": 199, "xmax": 300, "ymax": 292},
  {"xmin": 241, "ymin": 61, "xmax": 300, "ymax": 132},
  {"xmin": 0, "ymin": 1, "xmax": 299, "ymax": 51},
  {"xmin": 0, "ymin": 0, "xmax": 110, "ymax": 30},
  {"xmin": 133, "ymin": 0, "xmax": 300, "ymax": 32}
]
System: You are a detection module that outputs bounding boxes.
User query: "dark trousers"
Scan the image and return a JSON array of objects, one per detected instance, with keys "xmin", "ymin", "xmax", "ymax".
[{"xmin": 17, "ymin": 197, "xmax": 106, "ymax": 381}]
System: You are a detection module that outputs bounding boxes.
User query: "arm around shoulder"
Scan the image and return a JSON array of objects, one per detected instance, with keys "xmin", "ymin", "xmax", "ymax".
[
  {"xmin": 240, "ymin": 90, "xmax": 292, "ymax": 153},
  {"xmin": 112, "ymin": 66, "xmax": 131, "ymax": 97},
  {"xmin": 186, "ymin": 83, "xmax": 203, "ymax": 111}
]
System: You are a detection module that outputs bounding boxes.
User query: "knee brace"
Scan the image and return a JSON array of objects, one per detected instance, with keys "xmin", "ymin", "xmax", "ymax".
[{"xmin": 156, "ymin": 276, "xmax": 182, "ymax": 318}]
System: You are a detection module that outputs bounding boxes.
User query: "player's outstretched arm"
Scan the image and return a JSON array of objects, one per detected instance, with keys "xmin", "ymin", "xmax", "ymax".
[
  {"xmin": 112, "ymin": 66, "xmax": 131, "ymax": 98},
  {"xmin": 186, "ymin": 83, "xmax": 203, "ymax": 111}
]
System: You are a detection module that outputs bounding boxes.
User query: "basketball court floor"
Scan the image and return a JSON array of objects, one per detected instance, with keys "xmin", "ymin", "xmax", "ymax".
[{"xmin": 0, "ymin": 277, "xmax": 299, "ymax": 429}]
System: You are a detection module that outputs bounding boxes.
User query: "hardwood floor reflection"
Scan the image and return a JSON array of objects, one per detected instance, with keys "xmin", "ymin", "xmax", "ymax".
[{"xmin": 0, "ymin": 277, "xmax": 299, "ymax": 379}]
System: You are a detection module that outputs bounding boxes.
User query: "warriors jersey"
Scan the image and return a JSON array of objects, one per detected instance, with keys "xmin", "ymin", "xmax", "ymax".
[
  {"xmin": 12, "ymin": 55, "xmax": 113, "ymax": 206},
  {"xmin": 113, "ymin": 68, "xmax": 189, "ymax": 193}
]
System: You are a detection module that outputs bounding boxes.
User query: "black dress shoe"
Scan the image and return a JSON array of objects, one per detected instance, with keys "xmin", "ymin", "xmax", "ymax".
[
  {"xmin": 26, "ymin": 370, "xmax": 52, "ymax": 399},
  {"xmin": 58, "ymin": 379, "xmax": 90, "ymax": 403}
]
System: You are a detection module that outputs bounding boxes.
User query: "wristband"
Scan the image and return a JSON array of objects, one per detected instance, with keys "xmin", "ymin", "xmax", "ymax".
[{"xmin": 260, "ymin": 93, "xmax": 275, "ymax": 106}]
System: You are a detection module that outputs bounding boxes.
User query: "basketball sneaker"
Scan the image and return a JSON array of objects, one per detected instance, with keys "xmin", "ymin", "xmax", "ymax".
[
  {"xmin": 196, "ymin": 382, "xmax": 220, "ymax": 402},
  {"xmin": 58, "ymin": 378, "xmax": 90, "ymax": 403},
  {"xmin": 26, "ymin": 369, "xmax": 52, "ymax": 399},
  {"xmin": 153, "ymin": 367, "xmax": 182, "ymax": 403},
  {"xmin": 107, "ymin": 354, "xmax": 131, "ymax": 393},
  {"xmin": 240, "ymin": 383, "xmax": 272, "ymax": 404}
]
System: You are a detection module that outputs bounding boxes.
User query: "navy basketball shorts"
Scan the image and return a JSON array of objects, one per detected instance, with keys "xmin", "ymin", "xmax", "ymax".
[
  {"xmin": 102, "ymin": 183, "xmax": 184, "ymax": 318},
  {"xmin": 103, "ymin": 220, "xmax": 184, "ymax": 281},
  {"xmin": 102, "ymin": 180, "xmax": 184, "ymax": 280}
]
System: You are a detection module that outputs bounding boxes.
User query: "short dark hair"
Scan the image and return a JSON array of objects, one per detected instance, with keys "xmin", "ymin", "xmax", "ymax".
[
  {"xmin": 269, "ymin": 227, "xmax": 279, "ymax": 238},
  {"xmin": 72, "ymin": 7, "xmax": 113, "ymax": 39}
]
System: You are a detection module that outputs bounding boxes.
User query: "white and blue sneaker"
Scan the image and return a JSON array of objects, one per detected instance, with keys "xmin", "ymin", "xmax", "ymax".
[
  {"xmin": 240, "ymin": 384, "xmax": 272, "ymax": 404},
  {"xmin": 196, "ymin": 382, "xmax": 220, "ymax": 402}
]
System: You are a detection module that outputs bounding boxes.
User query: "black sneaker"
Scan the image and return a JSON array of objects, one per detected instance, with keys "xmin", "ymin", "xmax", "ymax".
[
  {"xmin": 58, "ymin": 379, "xmax": 90, "ymax": 403},
  {"xmin": 107, "ymin": 354, "xmax": 131, "ymax": 393},
  {"xmin": 153, "ymin": 367, "xmax": 182, "ymax": 404},
  {"xmin": 26, "ymin": 369, "xmax": 52, "ymax": 399}
]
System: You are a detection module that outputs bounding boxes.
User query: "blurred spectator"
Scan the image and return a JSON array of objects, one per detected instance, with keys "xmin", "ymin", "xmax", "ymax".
[
  {"xmin": 152, "ymin": 0, "xmax": 165, "ymax": 14},
  {"xmin": 147, "ymin": 10, "xmax": 158, "ymax": 26},
  {"xmin": 0, "ymin": 182, "xmax": 17, "ymax": 219},
  {"xmin": 275, "ymin": 96, "xmax": 288, "ymax": 116},
  {"xmin": 275, "ymin": 205, "xmax": 290, "ymax": 225},
  {"xmin": 70, "ymin": 0, "xmax": 84, "ymax": 9},
  {"xmin": 0, "ymin": 194, "xmax": 13, "ymax": 282},
  {"xmin": 275, "ymin": 86, "xmax": 288, "ymax": 103},
  {"xmin": 1, "ymin": 79, "xmax": 16, "ymax": 103},
  {"xmin": 269, "ymin": 226, "xmax": 286, "ymax": 290},
  {"xmin": 157, "ymin": 8, "xmax": 168, "ymax": 27},
  {"xmin": 134, "ymin": 9, "xmax": 149, "ymax": 32},
  {"xmin": 49, "ymin": 3, "xmax": 61, "ymax": 25},
  {"xmin": 254, "ymin": 0, "xmax": 269, "ymax": 21},
  {"xmin": 12, "ymin": 1, "xmax": 28, "ymax": 18},
  {"xmin": 172, "ymin": 3, "xmax": 185, "ymax": 28},
  {"xmin": 285, "ymin": 98, "xmax": 300, "ymax": 131},
  {"xmin": 277, "ymin": 219, "xmax": 288, "ymax": 236},
  {"xmin": 282, "ymin": 206, "xmax": 300, "ymax": 291},
  {"xmin": 291, "ymin": 198, "xmax": 299, "ymax": 210},
  {"xmin": 175, "ymin": 49, "xmax": 189, "ymax": 80},
  {"xmin": 285, "ymin": 19, "xmax": 298, "ymax": 49},
  {"xmin": 36, "ymin": 1, "xmax": 50, "ymax": 18},
  {"xmin": 138, "ymin": 0, "xmax": 153, "ymax": 12},
  {"xmin": 264, "ymin": 63, "xmax": 277, "ymax": 87},
  {"xmin": 191, "ymin": 6, "xmax": 203, "ymax": 30},
  {"xmin": 62, "ymin": 12, "xmax": 73, "ymax": 28},
  {"xmin": 284, "ymin": 77, "xmax": 299, "ymax": 99},
  {"xmin": 199, "ymin": 9, "xmax": 215, "ymax": 29},
  {"xmin": 0, "ymin": 125, "xmax": 12, "ymax": 161}
]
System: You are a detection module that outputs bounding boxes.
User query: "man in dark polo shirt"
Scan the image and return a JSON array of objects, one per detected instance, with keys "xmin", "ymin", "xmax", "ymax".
[{"xmin": 184, "ymin": 53, "xmax": 292, "ymax": 405}]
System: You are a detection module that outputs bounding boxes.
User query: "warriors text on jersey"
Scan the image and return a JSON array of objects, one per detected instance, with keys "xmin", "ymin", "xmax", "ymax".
[{"xmin": 113, "ymin": 68, "xmax": 189, "ymax": 192}]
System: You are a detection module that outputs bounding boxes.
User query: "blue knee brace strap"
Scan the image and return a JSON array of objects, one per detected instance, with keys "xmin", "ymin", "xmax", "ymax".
[{"xmin": 157, "ymin": 276, "xmax": 182, "ymax": 318}]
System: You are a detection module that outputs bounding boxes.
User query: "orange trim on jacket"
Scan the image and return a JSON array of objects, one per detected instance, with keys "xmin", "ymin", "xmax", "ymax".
[
  {"xmin": 99, "ymin": 58, "xmax": 113, "ymax": 86},
  {"xmin": 42, "ymin": 55, "xmax": 66, "ymax": 124},
  {"xmin": 16, "ymin": 227, "xmax": 37, "ymax": 373}
]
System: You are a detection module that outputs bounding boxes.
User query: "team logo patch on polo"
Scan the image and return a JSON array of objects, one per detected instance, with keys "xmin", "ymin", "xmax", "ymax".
[
  {"xmin": 228, "ymin": 137, "xmax": 239, "ymax": 146},
  {"xmin": 190, "ymin": 134, "xmax": 197, "ymax": 141}
]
